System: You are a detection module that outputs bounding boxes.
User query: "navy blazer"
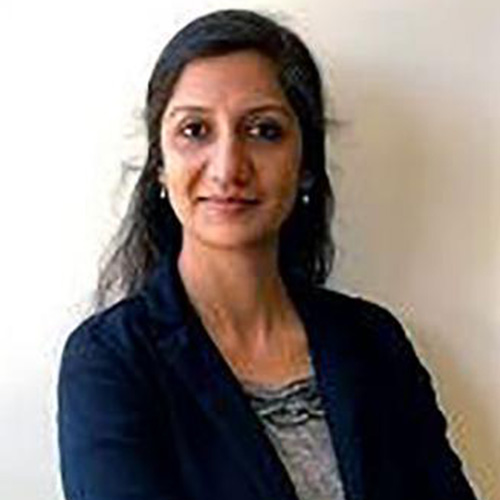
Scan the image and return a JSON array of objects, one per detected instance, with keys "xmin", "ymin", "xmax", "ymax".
[{"xmin": 58, "ymin": 258, "xmax": 477, "ymax": 500}]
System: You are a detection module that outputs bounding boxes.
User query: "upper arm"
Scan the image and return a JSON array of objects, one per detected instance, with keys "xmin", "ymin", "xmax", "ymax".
[
  {"xmin": 366, "ymin": 303, "xmax": 478, "ymax": 499},
  {"xmin": 57, "ymin": 319, "xmax": 181, "ymax": 500}
]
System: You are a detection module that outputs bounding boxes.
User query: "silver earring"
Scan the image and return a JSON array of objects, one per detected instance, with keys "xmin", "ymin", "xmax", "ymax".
[
  {"xmin": 160, "ymin": 186, "xmax": 166, "ymax": 199},
  {"xmin": 299, "ymin": 171, "xmax": 314, "ymax": 206}
]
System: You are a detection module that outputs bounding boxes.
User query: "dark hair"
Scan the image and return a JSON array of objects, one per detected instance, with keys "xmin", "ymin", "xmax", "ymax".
[{"xmin": 95, "ymin": 9, "xmax": 336, "ymax": 310}]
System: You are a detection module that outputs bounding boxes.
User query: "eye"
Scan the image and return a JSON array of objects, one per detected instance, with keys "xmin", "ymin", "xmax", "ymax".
[
  {"xmin": 246, "ymin": 119, "xmax": 284, "ymax": 142},
  {"xmin": 179, "ymin": 119, "xmax": 209, "ymax": 141}
]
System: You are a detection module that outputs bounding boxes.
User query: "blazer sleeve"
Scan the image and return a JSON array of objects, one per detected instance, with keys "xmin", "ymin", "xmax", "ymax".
[
  {"xmin": 57, "ymin": 315, "xmax": 183, "ymax": 500},
  {"xmin": 367, "ymin": 302, "xmax": 478, "ymax": 500}
]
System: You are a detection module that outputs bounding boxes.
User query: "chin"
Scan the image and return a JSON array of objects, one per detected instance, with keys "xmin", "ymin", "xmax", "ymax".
[{"xmin": 186, "ymin": 225, "xmax": 279, "ymax": 252}]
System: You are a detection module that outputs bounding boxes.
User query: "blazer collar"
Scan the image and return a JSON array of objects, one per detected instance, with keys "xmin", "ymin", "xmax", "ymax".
[
  {"xmin": 139, "ymin": 257, "xmax": 368, "ymax": 500},
  {"xmin": 292, "ymin": 287, "xmax": 368, "ymax": 500}
]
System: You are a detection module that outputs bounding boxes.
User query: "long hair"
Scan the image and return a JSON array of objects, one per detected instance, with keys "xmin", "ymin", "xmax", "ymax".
[{"xmin": 94, "ymin": 9, "xmax": 336, "ymax": 310}]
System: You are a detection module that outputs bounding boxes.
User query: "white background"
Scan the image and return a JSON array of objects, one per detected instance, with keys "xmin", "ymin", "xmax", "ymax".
[{"xmin": 0, "ymin": 0, "xmax": 498, "ymax": 499}]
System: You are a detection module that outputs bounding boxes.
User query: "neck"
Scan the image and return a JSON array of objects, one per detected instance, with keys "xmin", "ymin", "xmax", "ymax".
[{"xmin": 178, "ymin": 237, "xmax": 292, "ymax": 353}]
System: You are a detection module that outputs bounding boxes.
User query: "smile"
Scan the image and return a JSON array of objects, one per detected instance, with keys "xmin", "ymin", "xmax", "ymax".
[
  {"xmin": 197, "ymin": 196, "xmax": 260, "ymax": 205},
  {"xmin": 196, "ymin": 196, "xmax": 261, "ymax": 216}
]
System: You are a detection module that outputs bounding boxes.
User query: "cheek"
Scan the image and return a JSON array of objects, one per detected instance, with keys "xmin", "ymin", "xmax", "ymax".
[
  {"xmin": 259, "ymin": 163, "xmax": 299, "ymax": 225},
  {"xmin": 164, "ymin": 169, "xmax": 191, "ymax": 206},
  {"xmin": 280, "ymin": 173, "xmax": 300, "ymax": 215},
  {"xmin": 274, "ymin": 150, "xmax": 301, "ymax": 199},
  {"xmin": 161, "ymin": 163, "xmax": 212, "ymax": 233},
  {"xmin": 161, "ymin": 146, "xmax": 203, "ymax": 199},
  {"xmin": 276, "ymin": 153, "xmax": 301, "ymax": 216},
  {"xmin": 159, "ymin": 162, "xmax": 189, "ymax": 221}
]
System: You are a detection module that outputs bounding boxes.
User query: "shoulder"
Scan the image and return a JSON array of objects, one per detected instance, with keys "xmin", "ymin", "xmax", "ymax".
[
  {"xmin": 301, "ymin": 285, "xmax": 419, "ymax": 369},
  {"xmin": 58, "ymin": 293, "xmax": 172, "ymax": 420},
  {"xmin": 61, "ymin": 296, "xmax": 146, "ymax": 361},
  {"xmin": 302, "ymin": 285, "xmax": 407, "ymax": 339},
  {"xmin": 307, "ymin": 287, "xmax": 438, "ymax": 412},
  {"xmin": 58, "ymin": 293, "xmax": 166, "ymax": 388}
]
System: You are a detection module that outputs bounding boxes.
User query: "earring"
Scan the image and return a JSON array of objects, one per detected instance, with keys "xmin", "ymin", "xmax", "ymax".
[
  {"xmin": 160, "ymin": 186, "xmax": 166, "ymax": 199},
  {"xmin": 299, "ymin": 171, "xmax": 314, "ymax": 206}
]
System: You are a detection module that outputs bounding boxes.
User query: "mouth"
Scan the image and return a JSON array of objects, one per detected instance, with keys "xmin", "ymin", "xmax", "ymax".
[
  {"xmin": 197, "ymin": 196, "xmax": 260, "ymax": 205},
  {"xmin": 196, "ymin": 196, "xmax": 261, "ymax": 217}
]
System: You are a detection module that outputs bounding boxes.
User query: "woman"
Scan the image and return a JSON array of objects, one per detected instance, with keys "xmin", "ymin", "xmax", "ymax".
[{"xmin": 58, "ymin": 9, "xmax": 477, "ymax": 500}]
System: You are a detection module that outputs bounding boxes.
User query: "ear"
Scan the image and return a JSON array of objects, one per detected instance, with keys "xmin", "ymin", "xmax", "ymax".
[{"xmin": 157, "ymin": 163, "xmax": 168, "ymax": 185}]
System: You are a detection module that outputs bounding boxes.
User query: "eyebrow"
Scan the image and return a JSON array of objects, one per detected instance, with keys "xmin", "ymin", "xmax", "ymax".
[{"xmin": 165, "ymin": 103, "xmax": 294, "ymax": 120}]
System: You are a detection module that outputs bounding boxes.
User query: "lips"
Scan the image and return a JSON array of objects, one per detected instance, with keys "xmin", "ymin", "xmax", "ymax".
[
  {"xmin": 196, "ymin": 195, "xmax": 261, "ymax": 217},
  {"xmin": 197, "ymin": 196, "xmax": 260, "ymax": 205}
]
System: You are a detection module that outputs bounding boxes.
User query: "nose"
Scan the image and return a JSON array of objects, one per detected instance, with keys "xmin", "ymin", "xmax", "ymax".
[{"xmin": 208, "ymin": 131, "xmax": 252, "ymax": 187}]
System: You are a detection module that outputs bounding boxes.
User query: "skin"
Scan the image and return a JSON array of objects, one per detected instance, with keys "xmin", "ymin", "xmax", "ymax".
[{"xmin": 159, "ymin": 50, "xmax": 310, "ymax": 384}]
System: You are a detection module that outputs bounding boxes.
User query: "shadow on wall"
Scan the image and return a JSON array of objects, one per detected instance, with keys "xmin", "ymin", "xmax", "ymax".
[{"xmin": 328, "ymin": 67, "xmax": 499, "ymax": 500}]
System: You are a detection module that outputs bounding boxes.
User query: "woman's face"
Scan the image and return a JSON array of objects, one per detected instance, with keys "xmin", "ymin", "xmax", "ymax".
[{"xmin": 159, "ymin": 50, "xmax": 302, "ymax": 252}]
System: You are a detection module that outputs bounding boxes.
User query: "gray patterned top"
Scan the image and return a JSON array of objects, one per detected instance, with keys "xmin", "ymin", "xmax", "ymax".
[{"xmin": 241, "ymin": 367, "xmax": 346, "ymax": 500}]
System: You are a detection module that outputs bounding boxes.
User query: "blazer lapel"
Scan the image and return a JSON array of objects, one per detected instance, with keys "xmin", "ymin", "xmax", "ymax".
[
  {"xmin": 290, "ymin": 285, "xmax": 369, "ymax": 500},
  {"xmin": 140, "ymin": 259, "xmax": 300, "ymax": 500}
]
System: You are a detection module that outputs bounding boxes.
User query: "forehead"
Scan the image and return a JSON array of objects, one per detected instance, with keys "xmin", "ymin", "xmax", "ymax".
[{"xmin": 165, "ymin": 50, "xmax": 289, "ymax": 112}]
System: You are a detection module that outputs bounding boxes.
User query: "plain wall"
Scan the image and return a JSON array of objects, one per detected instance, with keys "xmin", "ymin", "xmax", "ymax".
[{"xmin": 0, "ymin": 0, "xmax": 498, "ymax": 498}]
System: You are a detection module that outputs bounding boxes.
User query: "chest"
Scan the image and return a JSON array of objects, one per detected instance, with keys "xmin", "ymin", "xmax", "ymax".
[
  {"xmin": 150, "ymin": 342, "xmax": 418, "ymax": 500},
  {"xmin": 205, "ymin": 324, "xmax": 311, "ymax": 387}
]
